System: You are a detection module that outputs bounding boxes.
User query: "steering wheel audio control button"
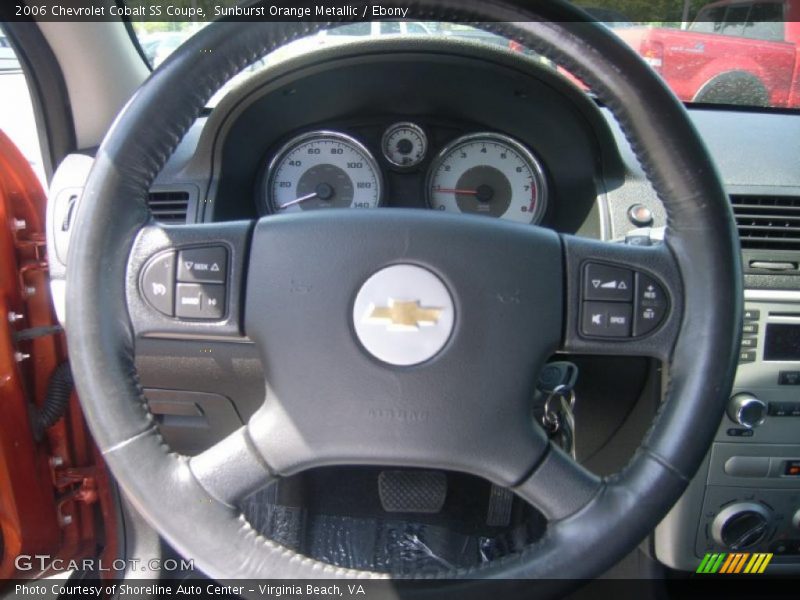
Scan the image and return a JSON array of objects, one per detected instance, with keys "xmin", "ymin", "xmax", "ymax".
[
  {"xmin": 141, "ymin": 251, "xmax": 176, "ymax": 316},
  {"xmin": 583, "ymin": 263, "xmax": 633, "ymax": 302},
  {"xmin": 581, "ymin": 302, "xmax": 632, "ymax": 337},
  {"xmin": 353, "ymin": 264, "xmax": 454, "ymax": 366},
  {"xmin": 175, "ymin": 283, "xmax": 226, "ymax": 320},
  {"xmin": 177, "ymin": 246, "xmax": 227, "ymax": 284}
]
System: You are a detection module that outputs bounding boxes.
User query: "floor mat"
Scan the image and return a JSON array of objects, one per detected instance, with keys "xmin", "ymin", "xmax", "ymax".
[{"xmin": 241, "ymin": 485, "xmax": 537, "ymax": 575}]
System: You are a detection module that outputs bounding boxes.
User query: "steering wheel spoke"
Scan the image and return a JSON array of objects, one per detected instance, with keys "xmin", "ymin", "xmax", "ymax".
[
  {"xmin": 189, "ymin": 425, "xmax": 278, "ymax": 507},
  {"xmin": 125, "ymin": 220, "xmax": 252, "ymax": 341},
  {"xmin": 514, "ymin": 443, "xmax": 602, "ymax": 521},
  {"xmin": 560, "ymin": 234, "xmax": 683, "ymax": 361}
]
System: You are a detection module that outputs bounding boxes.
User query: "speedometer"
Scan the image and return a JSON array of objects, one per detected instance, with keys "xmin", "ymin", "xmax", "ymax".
[
  {"xmin": 427, "ymin": 133, "xmax": 548, "ymax": 224},
  {"xmin": 264, "ymin": 131, "xmax": 382, "ymax": 214}
]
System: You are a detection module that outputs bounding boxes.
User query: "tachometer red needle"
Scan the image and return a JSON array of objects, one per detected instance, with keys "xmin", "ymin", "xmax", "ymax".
[{"xmin": 435, "ymin": 188, "xmax": 478, "ymax": 195}]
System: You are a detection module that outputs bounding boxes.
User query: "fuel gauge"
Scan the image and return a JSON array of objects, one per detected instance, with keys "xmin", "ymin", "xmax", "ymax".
[{"xmin": 381, "ymin": 122, "xmax": 427, "ymax": 169}]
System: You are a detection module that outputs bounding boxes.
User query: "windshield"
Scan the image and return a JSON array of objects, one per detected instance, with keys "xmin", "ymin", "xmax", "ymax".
[{"xmin": 127, "ymin": 0, "xmax": 799, "ymax": 110}]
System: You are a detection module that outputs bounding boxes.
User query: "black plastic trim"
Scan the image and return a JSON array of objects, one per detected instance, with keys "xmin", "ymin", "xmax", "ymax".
[{"xmin": 2, "ymin": 22, "xmax": 77, "ymax": 181}]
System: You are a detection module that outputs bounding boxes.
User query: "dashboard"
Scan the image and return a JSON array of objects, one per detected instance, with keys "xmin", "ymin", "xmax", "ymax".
[
  {"xmin": 45, "ymin": 37, "xmax": 800, "ymax": 574},
  {"xmin": 189, "ymin": 38, "xmax": 621, "ymax": 238}
]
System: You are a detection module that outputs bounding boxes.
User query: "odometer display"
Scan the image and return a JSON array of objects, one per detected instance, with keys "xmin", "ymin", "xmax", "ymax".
[
  {"xmin": 265, "ymin": 131, "xmax": 382, "ymax": 213},
  {"xmin": 427, "ymin": 133, "xmax": 548, "ymax": 224}
]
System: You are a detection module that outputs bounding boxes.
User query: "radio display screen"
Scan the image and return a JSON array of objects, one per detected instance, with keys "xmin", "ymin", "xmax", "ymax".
[{"xmin": 764, "ymin": 324, "xmax": 800, "ymax": 361}]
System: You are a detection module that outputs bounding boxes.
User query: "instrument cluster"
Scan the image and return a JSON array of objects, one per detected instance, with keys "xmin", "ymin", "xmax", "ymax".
[{"xmin": 260, "ymin": 122, "xmax": 550, "ymax": 225}]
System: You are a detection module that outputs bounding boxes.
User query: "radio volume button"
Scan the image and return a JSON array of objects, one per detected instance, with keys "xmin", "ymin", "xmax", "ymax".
[{"xmin": 727, "ymin": 393, "xmax": 767, "ymax": 429}]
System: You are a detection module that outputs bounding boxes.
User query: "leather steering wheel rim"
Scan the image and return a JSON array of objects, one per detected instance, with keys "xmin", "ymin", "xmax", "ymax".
[{"xmin": 66, "ymin": 0, "xmax": 742, "ymax": 588}]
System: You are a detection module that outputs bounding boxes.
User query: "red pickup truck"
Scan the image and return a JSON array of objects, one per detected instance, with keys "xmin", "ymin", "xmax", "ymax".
[{"xmin": 615, "ymin": 0, "xmax": 800, "ymax": 108}]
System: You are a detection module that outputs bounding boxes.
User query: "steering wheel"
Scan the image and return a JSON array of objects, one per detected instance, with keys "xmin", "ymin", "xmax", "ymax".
[{"xmin": 66, "ymin": 0, "xmax": 741, "ymax": 589}]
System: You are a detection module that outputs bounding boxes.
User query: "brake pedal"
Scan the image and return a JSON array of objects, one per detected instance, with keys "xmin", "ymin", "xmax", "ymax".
[
  {"xmin": 486, "ymin": 484, "xmax": 514, "ymax": 527},
  {"xmin": 378, "ymin": 470, "xmax": 447, "ymax": 514}
]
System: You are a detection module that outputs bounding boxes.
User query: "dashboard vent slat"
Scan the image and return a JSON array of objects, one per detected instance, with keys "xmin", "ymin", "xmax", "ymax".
[
  {"xmin": 146, "ymin": 190, "xmax": 190, "ymax": 224},
  {"xmin": 732, "ymin": 194, "xmax": 800, "ymax": 251},
  {"xmin": 735, "ymin": 213, "xmax": 800, "ymax": 223}
]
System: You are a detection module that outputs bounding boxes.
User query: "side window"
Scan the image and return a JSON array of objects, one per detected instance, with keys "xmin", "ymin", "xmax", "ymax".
[
  {"xmin": 328, "ymin": 23, "xmax": 371, "ymax": 36},
  {"xmin": 743, "ymin": 2, "xmax": 785, "ymax": 41},
  {"xmin": 380, "ymin": 22, "xmax": 402, "ymax": 35},
  {"xmin": 721, "ymin": 4, "xmax": 751, "ymax": 36},
  {"xmin": 690, "ymin": 7, "xmax": 726, "ymax": 34},
  {"xmin": 0, "ymin": 28, "xmax": 46, "ymax": 184},
  {"xmin": 406, "ymin": 23, "xmax": 428, "ymax": 35}
]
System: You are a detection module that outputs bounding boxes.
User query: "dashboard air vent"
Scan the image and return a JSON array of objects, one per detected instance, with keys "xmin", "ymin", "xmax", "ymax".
[
  {"xmin": 732, "ymin": 195, "xmax": 800, "ymax": 251},
  {"xmin": 146, "ymin": 190, "xmax": 190, "ymax": 224}
]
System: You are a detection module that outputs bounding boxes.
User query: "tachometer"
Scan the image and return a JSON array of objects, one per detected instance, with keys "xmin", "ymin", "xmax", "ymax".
[
  {"xmin": 265, "ymin": 131, "xmax": 382, "ymax": 213},
  {"xmin": 427, "ymin": 133, "xmax": 547, "ymax": 224}
]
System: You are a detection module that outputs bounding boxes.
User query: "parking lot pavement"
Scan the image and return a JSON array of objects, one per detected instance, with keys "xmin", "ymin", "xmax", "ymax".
[{"xmin": 0, "ymin": 70, "xmax": 46, "ymax": 185}]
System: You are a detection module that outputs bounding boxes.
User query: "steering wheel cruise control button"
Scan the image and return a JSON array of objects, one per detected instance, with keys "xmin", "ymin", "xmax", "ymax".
[
  {"xmin": 141, "ymin": 251, "xmax": 175, "ymax": 316},
  {"xmin": 632, "ymin": 272, "xmax": 668, "ymax": 336},
  {"xmin": 352, "ymin": 264, "xmax": 454, "ymax": 366},
  {"xmin": 175, "ymin": 283, "xmax": 225, "ymax": 320},
  {"xmin": 583, "ymin": 263, "xmax": 633, "ymax": 302},
  {"xmin": 177, "ymin": 246, "xmax": 227, "ymax": 284}
]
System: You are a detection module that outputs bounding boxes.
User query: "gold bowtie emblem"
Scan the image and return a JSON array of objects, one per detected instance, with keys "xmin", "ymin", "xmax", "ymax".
[{"xmin": 366, "ymin": 300, "xmax": 444, "ymax": 331}]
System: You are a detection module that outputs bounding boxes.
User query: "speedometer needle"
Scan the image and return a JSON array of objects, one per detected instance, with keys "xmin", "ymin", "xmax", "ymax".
[
  {"xmin": 434, "ymin": 188, "xmax": 478, "ymax": 195},
  {"xmin": 278, "ymin": 192, "xmax": 318, "ymax": 210}
]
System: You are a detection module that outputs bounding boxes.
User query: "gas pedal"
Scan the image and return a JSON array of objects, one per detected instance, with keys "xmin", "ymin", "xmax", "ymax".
[{"xmin": 378, "ymin": 470, "xmax": 447, "ymax": 513}]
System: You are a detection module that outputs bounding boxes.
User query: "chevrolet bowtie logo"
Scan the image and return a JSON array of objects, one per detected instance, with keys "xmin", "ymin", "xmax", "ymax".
[{"xmin": 365, "ymin": 299, "xmax": 444, "ymax": 331}]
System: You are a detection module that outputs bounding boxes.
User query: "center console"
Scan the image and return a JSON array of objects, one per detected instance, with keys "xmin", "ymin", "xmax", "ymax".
[{"xmin": 656, "ymin": 290, "xmax": 800, "ymax": 573}]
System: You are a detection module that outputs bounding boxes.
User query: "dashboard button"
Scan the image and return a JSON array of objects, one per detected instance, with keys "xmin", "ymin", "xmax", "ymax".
[
  {"xmin": 627, "ymin": 203, "xmax": 654, "ymax": 227},
  {"xmin": 785, "ymin": 461, "xmax": 800, "ymax": 476},
  {"xmin": 176, "ymin": 283, "xmax": 225, "ymax": 320},
  {"xmin": 768, "ymin": 401, "xmax": 800, "ymax": 416},
  {"xmin": 739, "ymin": 350, "xmax": 756, "ymax": 363},
  {"xmin": 768, "ymin": 402, "xmax": 790, "ymax": 416},
  {"xmin": 723, "ymin": 456, "xmax": 770, "ymax": 478},
  {"xmin": 778, "ymin": 371, "xmax": 800, "ymax": 385},
  {"xmin": 582, "ymin": 302, "xmax": 632, "ymax": 337},
  {"xmin": 726, "ymin": 427, "xmax": 754, "ymax": 437},
  {"xmin": 743, "ymin": 322, "xmax": 759, "ymax": 334},
  {"xmin": 141, "ymin": 251, "xmax": 175, "ymax": 316},
  {"xmin": 741, "ymin": 337, "xmax": 758, "ymax": 348},
  {"xmin": 743, "ymin": 309, "xmax": 760, "ymax": 321},
  {"xmin": 583, "ymin": 263, "xmax": 633, "ymax": 302},
  {"xmin": 177, "ymin": 246, "xmax": 227, "ymax": 284}
]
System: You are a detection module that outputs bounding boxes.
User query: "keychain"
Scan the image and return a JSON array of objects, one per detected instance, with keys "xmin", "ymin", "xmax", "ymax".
[{"xmin": 537, "ymin": 362, "xmax": 579, "ymax": 458}]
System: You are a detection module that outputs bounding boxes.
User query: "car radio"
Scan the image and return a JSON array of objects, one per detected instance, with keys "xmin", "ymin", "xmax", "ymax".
[{"xmin": 656, "ymin": 292, "xmax": 800, "ymax": 573}]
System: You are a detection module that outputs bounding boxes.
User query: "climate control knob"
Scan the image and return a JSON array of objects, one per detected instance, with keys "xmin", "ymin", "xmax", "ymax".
[
  {"xmin": 711, "ymin": 502, "xmax": 771, "ymax": 550},
  {"xmin": 727, "ymin": 393, "xmax": 767, "ymax": 429}
]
